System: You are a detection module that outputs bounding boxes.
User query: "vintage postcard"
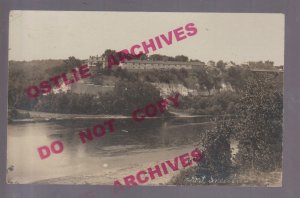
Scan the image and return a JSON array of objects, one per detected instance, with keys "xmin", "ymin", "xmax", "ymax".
[{"xmin": 7, "ymin": 11, "xmax": 284, "ymax": 186}]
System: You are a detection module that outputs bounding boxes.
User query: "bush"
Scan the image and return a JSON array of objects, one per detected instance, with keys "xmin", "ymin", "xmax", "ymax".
[{"xmin": 197, "ymin": 119, "xmax": 234, "ymax": 183}]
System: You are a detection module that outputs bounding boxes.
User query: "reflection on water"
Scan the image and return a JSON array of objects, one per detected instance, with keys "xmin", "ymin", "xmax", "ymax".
[{"xmin": 7, "ymin": 117, "xmax": 213, "ymax": 184}]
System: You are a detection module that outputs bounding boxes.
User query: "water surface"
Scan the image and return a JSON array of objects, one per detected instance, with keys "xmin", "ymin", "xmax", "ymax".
[{"xmin": 7, "ymin": 116, "xmax": 213, "ymax": 184}]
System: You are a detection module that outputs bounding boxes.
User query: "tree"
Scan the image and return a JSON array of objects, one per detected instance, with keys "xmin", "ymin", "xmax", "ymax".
[
  {"xmin": 177, "ymin": 68, "xmax": 189, "ymax": 82},
  {"xmin": 8, "ymin": 66, "xmax": 39, "ymax": 111},
  {"xmin": 101, "ymin": 49, "xmax": 120, "ymax": 68},
  {"xmin": 224, "ymin": 66, "xmax": 252, "ymax": 91},
  {"xmin": 112, "ymin": 81, "xmax": 161, "ymax": 114},
  {"xmin": 149, "ymin": 54, "xmax": 165, "ymax": 61},
  {"xmin": 137, "ymin": 53, "xmax": 148, "ymax": 60},
  {"xmin": 174, "ymin": 55, "xmax": 189, "ymax": 62},
  {"xmin": 101, "ymin": 49, "xmax": 118, "ymax": 59},
  {"xmin": 233, "ymin": 73, "xmax": 283, "ymax": 171},
  {"xmin": 190, "ymin": 59, "xmax": 201, "ymax": 62},
  {"xmin": 8, "ymin": 67, "xmax": 26, "ymax": 108},
  {"xmin": 47, "ymin": 56, "xmax": 82, "ymax": 75},
  {"xmin": 216, "ymin": 60, "xmax": 226, "ymax": 71},
  {"xmin": 194, "ymin": 67, "xmax": 215, "ymax": 94}
]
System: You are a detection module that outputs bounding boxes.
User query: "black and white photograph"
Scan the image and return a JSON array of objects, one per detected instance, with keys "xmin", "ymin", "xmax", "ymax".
[{"xmin": 7, "ymin": 11, "xmax": 284, "ymax": 187}]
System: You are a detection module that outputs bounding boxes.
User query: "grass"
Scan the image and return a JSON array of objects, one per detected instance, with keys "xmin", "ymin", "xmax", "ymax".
[{"xmin": 168, "ymin": 167, "xmax": 282, "ymax": 187}]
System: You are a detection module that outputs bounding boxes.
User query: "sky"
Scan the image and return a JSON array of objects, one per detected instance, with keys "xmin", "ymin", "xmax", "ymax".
[{"xmin": 9, "ymin": 11, "xmax": 285, "ymax": 65}]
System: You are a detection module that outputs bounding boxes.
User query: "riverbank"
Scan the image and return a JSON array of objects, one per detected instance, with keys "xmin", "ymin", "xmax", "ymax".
[
  {"xmin": 26, "ymin": 145, "xmax": 200, "ymax": 185},
  {"xmin": 11, "ymin": 109, "xmax": 212, "ymax": 123},
  {"xmin": 12, "ymin": 109, "xmax": 130, "ymax": 123}
]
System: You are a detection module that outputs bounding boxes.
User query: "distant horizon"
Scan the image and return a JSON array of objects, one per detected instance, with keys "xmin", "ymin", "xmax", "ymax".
[
  {"xmin": 8, "ymin": 57, "xmax": 284, "ymax": 66},
  {"xmin": 9, "ymin": 11, "xmax": 284, "ymax": 65}
]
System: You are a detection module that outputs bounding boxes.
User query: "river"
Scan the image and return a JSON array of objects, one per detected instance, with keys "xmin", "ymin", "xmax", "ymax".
[{"xmin": 7, "ymin": 116, "xmax": 213, "ymax": 185}]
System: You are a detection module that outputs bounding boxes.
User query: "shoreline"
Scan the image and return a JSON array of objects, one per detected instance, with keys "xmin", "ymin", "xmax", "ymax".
[
  {"xmin": 10, "ymin": 109, "xmax": 213, "ymax": 123},
  {"xmin": 10, "ymin": 145, "xmax": 200, "ymax": 185}
]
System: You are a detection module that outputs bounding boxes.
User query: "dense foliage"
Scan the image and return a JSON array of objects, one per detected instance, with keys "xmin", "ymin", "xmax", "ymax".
[
  {"xmin": 31, "ymin": 80, "xmax": 161, "ymax": 115},
  {"xmin": 233, "ymin": 74, "xmax": 283, "ymax": 171},
  {"xmin": 194, "ymin": 73, "xmax": 283, "ymax": 184}
]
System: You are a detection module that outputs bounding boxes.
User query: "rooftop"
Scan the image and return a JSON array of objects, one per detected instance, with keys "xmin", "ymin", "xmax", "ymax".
[{"xmin": 122, "ymin": 60, "xmax": 205, "ymax": 65}]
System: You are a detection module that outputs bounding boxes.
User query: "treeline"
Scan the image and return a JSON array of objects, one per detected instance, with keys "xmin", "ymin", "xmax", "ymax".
[
  {"xmin": 101, "ymin": 49, "xmax": 191, "ymax": 62},
  {"xmin": 8, "ymin": 57, "xmax": 83, "ymax": 108},
  {"xmin": 18, "ymin": 81, "xmax": 161, "ymax": 115}
]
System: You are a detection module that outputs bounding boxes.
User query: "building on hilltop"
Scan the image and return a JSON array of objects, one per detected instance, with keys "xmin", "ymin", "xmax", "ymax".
[
  {"xmin": 88, "ymin": 55, "xmax": 105, "ymax": 67},
  {"xmin": 87, "ymin": 54, "xmax": 206, "ymax": 70},
  {"xmin": 120, "ymin": 60, "xmax": 205, "ymax": 70},
  {"xmin": 274, "ymin": 65, "xmax": 284, "ymax": 71}
]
